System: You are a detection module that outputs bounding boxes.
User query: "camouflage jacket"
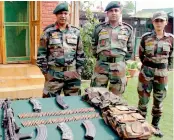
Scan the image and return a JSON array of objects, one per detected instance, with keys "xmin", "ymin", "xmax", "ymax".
[
  {"xmin": 139, "ymin": 31, "xmax": 173, "ymax": 67},
  {"xmin": 36, "ymin": 23, "xmax": 85, "ymax": 74},
  {"xmin": 92, "ymin": 21, "xmax": 133, "ymax": 60}
]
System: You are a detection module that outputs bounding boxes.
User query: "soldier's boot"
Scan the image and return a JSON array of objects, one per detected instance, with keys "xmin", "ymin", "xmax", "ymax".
[
  {"xmin": 138, "ymin": 109, "xmax": 146, "ymax": 119},
  {"xmin": 151, "ymin": 116, "xmax": 163, "ymax": 138},
  {"xmin": 141, "ymin": 113, "xmax": 146, "ymax": 119}
]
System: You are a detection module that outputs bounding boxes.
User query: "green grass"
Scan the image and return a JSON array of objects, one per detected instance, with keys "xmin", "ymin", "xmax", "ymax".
[{"xmin": 81, "ymin": 71, "xmax": 173, "ymax": 140}]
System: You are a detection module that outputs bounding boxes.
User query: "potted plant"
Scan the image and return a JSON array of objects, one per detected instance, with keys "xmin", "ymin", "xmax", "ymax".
[
  {"xmin": 126, "ymin": 68, "xmax": 131, "ymax": 84},
  {"xmin": 128, "ymin": 61, "xmax": 138, "ymax": 77}
]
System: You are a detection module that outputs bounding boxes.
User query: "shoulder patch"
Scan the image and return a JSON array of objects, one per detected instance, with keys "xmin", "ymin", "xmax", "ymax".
[
  {"xmin": 43, "ymin": 24, "xmax": 55, "ymax": 31},
  {"xmin": 122, "ymin": 22, "xmax": 133, "ymax": 30},
  {"xmin": 94, "ymin": 22, "xmax": 106, "ymax": 34},
  {"xmin": 141, "ymin": 32, "xmax": 152, "ymax": 38},
  {"xmin": 70, "ymin": 25, "xmax": 80, "ymax": 31}
]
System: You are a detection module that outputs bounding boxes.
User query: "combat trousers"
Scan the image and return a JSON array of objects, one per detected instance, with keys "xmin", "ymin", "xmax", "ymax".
[
  {"xmin": 137, "ymin": 65, "xmax": 168, "ymax": 117},
  {"xmin": 43, "ymin": 68, "xmax": 81, "ymax": 97},
  {"xmin": 90, "ymin": 60, "xmax": 127, "ymax": 96}
]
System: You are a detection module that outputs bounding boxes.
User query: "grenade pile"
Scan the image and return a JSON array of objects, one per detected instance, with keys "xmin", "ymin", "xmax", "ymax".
[{"xmin": 82, "ymin": 87, "xmax": 154, "ymax": 140}]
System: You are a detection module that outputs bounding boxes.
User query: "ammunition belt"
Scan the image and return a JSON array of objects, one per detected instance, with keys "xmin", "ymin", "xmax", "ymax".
[
  {"xmin": 21, "ymin": 113, "xmax": 100, "ymax": 127},
  {"xmin": 18, "ymin": 108, "xmax": 95, "ymax": 119}
]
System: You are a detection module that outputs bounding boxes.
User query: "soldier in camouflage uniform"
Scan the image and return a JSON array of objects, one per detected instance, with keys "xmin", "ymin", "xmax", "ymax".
[
  {"xmin": 37, "ymin": 2, "xmax": 85, "ymax": 97},
  {"xmin": 90, "ymin": 1, "xmax": 133, "ymax": 96},
  {"xmin": 137, "ymin": 11, "xmax": 173, "ymax": 137}
]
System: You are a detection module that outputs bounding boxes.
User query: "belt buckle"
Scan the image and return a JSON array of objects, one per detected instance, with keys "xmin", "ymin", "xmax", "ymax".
[
  {"xmin": 112, "ymin": 57, "xmax": 115, "ymax": 63},
  {"xmin": 63, "ymin": 67, "xmax": 67, "ymax": 71},
  {"xmin": 107, "ymin": 57, "xmax": 114, "ymax": 63},
  {"xmin": 110, "ymin": 57, "xmax": 115, "ymax": 63},
  {"xmin": 106, "ymin": 57, "xmax": 110, "ymax": 62}
]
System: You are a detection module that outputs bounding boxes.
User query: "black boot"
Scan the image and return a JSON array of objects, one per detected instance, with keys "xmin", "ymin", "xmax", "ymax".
[
  {"xmin": 142, "ymin": 114, "xmax": 146, "ymax": 119},
  {"xmin": 151, "ymin": 116, "xmax": 163, "ymax": 138}
]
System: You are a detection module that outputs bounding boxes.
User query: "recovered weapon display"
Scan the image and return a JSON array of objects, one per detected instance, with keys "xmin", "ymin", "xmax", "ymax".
[
  {"xmin": 21, "ymin": 113, "xmax": 100, "ymax": 127},
  {"xmin": 18, "ymin": 108, "xmax": 96, "ymax": 119},
  {"xmin": 57, "ymin": 122, "xmax": 73, "ymax": 140},
  {"xmin": 29, "ymin": 98, "xmax": 42, "ymax": 112},
  {"xmin": 56, "ymin": 94, "xmax": 69, "ymax": 109},
  {"xmin": 1, "ymin": 99, "xmax": 33, "ymax": 140},
  {"xmin": 82, "ymin": 120, "xmax": 96, "ymax": 140},
  {"xmin": 35, "ymin": 125, "xmax": 47, "ymax": 140}
]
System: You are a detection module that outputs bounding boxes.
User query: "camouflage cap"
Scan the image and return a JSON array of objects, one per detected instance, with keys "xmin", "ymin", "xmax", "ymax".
[
  {"xmin": 105, "ymin": 1, "xmax": 121, "ymax": 12},
  {"xmin": 53, "ymin": 2, "xmax": 69, "ymax": 14},
  {"xmin": 152, "ymin": 11, "xmax": 168, "ymax": 21}
]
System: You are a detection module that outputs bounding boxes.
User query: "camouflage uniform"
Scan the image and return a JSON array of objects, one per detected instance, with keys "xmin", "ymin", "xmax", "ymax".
[
  {"xmin": 138, "ymin": 10, "xmax": 174, "ymax": 137},
  {"xmin": 37, "ymin": 23, "xmax": 85, "ymax": 97},
  {"xmin": 90, "ymin": 21, "xmax": 133, "ymax": 96},
  {"xmin": 138, "ymin": 31, "xmax": 173, "ymax": 117}
]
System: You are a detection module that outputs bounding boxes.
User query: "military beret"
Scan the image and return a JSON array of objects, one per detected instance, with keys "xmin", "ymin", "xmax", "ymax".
[
  {"xmin": 53, "ymin": 2, "xmax": 69, "ymax": 14},
  {"xmin": 152, "ymin": 11, "xmax": 168, "ymax": 21},
  {"xmin": 105, "ymin": 1, "xmax": 121, "ymax": 12}
]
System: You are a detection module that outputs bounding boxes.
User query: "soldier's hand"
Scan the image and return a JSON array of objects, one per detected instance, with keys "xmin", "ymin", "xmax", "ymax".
[
  {"xmin": 44, "ymin": 74, "xmax": 47, "ymax": 80},
  {"xmin": 44, "ymin": 73, "xmax": 54, "ymax": 81},
  {"xmin": 64, "ymin": 71, "xmax": 80, "ymax": 79}
]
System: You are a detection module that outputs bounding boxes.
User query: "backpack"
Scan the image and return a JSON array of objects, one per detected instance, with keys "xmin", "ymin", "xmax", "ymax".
[{"xmin": 102, "ymin": 106, "xmax": 153, "ymax": 139}]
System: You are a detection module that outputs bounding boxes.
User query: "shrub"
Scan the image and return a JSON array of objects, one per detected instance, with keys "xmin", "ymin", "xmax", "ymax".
[
  {"xmin": 131, "ymin": 61, "xmax": 138, "ymax": 69},
  {"xmin": 127, "ymin": 63, "xmax": 132, "ymax": 69},
  {"xmin": 80, "ymin": 3, "xmax": 99, "ymax": 80},
  {"xmin": 81, "ymin": 58, "xmax": 96, "ymax": 80},
  {"xmin": 126, "ymin": 68, "xmax": 130, "ymax": 76}
]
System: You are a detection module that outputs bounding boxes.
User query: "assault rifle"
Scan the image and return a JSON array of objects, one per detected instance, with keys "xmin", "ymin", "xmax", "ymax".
[{"xmin": 1, "ymin": 99, "xmax": 33, "ymax": 140}]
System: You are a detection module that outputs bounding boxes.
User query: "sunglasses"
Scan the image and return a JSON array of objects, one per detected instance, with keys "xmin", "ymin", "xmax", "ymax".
[{"xmin": 154, "ymin": 19, "xmax": 165, "ymax": 22}]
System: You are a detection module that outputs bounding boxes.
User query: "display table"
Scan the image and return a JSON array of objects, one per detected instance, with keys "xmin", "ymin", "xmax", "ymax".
[{"xmin": 0, "ymin": 96, "xmax": 120, "ymax": 140}]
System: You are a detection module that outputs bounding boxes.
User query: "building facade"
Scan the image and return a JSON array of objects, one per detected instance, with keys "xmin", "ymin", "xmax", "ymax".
[
  {"xmin": 0, "ymin": 1, "xmax": 80, "ymax": 99},
  {"xmin": 0, "ymin": 1, "xmax": 79, "ymax": 64}
]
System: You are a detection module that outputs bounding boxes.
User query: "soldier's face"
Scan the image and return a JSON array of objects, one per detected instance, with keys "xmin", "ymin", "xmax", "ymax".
[
  {"xmin": 152, "ymin": 19, "xmax": 168, "ymax": 31},
  {"xmin": 107, "ymin": 8, "xmax": 121, "ymax": 22},
  {"xmin": 56, "ymin": 11, "xmax": 70, "ymax": 25}
]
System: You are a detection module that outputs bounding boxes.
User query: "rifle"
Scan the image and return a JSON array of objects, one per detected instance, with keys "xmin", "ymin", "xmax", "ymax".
[{"xmin": 2, "ymin": 99, "xmax": 33, "ymax": 140}]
